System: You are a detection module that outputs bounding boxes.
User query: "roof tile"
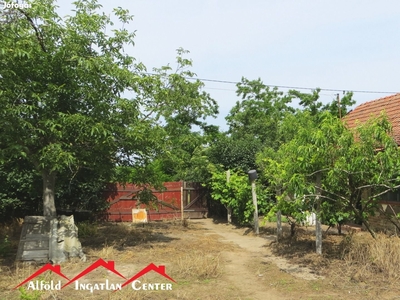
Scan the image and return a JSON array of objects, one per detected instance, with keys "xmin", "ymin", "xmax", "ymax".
[{"xmin": 344, "ymin": 93, "xmax": 400, "ymax": 144}]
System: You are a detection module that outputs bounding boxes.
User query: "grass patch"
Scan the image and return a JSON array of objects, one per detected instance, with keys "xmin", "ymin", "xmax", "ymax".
[
  {"xmin": 264, "ymin": 215, "xmax": 288, "ymax": 223},
  {"xmin": 18, "ymin": 286, "xmax": 43, "ymax": 300},
  {"xmin": 0, "ymin": 235, "xmax": 11, "ymax": 258},
  {"xmin": 76, "ymin": 221, "xmax": 98, "ymax": 238},
  {"xmin": 173, "ymin": 251, "xmax": 221, "ymax": 280},
  {"xmin": 340, "ymin": 233, "xmax": 400, "ymax": 282},
  {"xmin": 4, "ymin": 218, "xmax": 400, "ymax": 299}
]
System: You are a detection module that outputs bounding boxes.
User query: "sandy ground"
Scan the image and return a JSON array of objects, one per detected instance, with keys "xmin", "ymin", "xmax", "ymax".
[{"xmin": 192, "ymin": 219, "xmax": 323, "ymax": 300}]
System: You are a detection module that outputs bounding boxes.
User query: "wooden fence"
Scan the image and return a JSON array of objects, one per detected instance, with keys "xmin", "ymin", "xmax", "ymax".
[{"xmin": 104, "ymin": 181, "xmax": 208, "ymax": 222}]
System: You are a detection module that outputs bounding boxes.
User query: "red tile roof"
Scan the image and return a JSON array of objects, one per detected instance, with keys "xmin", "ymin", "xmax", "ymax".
[{"xmin": 344, "ymin": 93, "xmax": 400, "ymax": 145}]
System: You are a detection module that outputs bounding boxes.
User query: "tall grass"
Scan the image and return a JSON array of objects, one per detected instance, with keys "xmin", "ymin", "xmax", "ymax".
[{"xmin": 341, "ymin": 233, "xmax": 400, "ymax": 281}]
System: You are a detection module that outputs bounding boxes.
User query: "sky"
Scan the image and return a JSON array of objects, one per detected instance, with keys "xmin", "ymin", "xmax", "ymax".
[{"xmin": 55, "ymin": 0, "xmax": 400, "ymax": 130}]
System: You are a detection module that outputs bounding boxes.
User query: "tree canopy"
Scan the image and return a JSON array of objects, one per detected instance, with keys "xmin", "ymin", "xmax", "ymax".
[{"xmin": 0, "ymin": 0, "xmax": 218, "ymax": 216}]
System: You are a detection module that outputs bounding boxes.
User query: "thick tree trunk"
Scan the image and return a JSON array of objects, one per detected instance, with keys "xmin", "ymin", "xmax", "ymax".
[
  {"xmin": 315, "ymin": 174, "xmax": 322, "ymax": 255},
  {"xmin": 42, "ymin": 170, "xmax": 57, "ymax": 217}
]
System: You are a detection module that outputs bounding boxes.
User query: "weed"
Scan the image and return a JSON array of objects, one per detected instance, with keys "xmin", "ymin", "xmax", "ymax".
[
  {"xmin": 76, "ymin": 221, "xmax": 98, "ymax": 238},
  {"xmin": 18, "ymin": 286, "xmax": 42, "ymax": 300},
  {"xmin": 0, "ymin": 235, "xmax": 11, "ymax": 257},
  {"xmin": 182, "ymin": 218, "xmax": 189, "ymax": 228},
  {"xmin": 264, "ymin": 215, "xmax": 288, "ymax": 223}
]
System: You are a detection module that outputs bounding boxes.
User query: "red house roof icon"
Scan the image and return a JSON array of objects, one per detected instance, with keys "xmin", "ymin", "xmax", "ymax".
[
  {"xmin": 62, "ymin": 258, "xmax": 126, "ymax": 288},
  {"xmin": 119, "ymin": 263, "xmax": 176, "ymax": 289},
  {"xmin": 14, "ymin": 264, "xmax": 69, "ymax": 289}
]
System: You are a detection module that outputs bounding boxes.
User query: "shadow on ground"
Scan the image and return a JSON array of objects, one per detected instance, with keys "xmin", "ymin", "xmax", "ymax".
[{"xmin": 79, "ymin": 221, "xmax": 182, "ymax": 252}]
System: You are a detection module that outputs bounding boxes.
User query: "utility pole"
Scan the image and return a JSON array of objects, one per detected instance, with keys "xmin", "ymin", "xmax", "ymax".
[{"xmin": 337, "ymin": 93, "xmax": 341, "ymax": 118}]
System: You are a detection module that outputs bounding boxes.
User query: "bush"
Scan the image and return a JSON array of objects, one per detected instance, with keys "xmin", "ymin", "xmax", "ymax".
[
  {"xmin": 0, "ymin": 235, "xmax": 11, "ymax": 257},
  {"xmin": 76, "ymin": 221, "xmax": 98, "ymax": 238}
]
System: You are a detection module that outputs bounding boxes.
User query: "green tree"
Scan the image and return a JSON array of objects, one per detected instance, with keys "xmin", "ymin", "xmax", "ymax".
[
  {"xmin": 226, "ymin": 77, "xmax": 294, "ymax": 146},
  {"xmin": 208, "ymin": 134, "xmax": 262, "ymax": 172},
  {"xmin": 207, "ymin": 164, "xmax": 269, "ymax": 225},
  {"xmin": 288, "ymin": 89, "xmax": 355, "ymax": 118},
  {"xmin": 0, "ymin": 0, "xmax": 217, "ymax": 216},
  {"xmin": 323, "ymin": 91, "xmax": 355, "ymax": 118},
  {"xmin": 261, "ymin": 112, "xmax": 400, "ymax": 245},
  {"xmin": 0, "ymin": 159, "xmax": 42, "ymax": 219}
]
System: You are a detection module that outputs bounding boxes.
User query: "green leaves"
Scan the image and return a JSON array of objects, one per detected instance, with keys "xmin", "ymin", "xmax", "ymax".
[
  {"xmin": 0, "ymin": 0, "xmax": 218, "ymax": 215},
  {"xmin": 207, "ymin": 166, "xmax": 269, "ymax": 225},
  {"xmin": 227, "ymin": 77, "xmax": 293, "ymax": 146},
  {"xmin": 259, "ymin": 109, "xmax": 400, "ymax": 237}
]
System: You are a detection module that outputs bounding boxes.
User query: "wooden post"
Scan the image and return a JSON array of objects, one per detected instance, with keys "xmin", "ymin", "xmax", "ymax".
[
  {"xmin": 181, "ymin": 181, "xmax": 184, "ymax": 221},
  {"xmin": 226, "ymin": 170, "xmax": 232, "ymax": 224},
  {"xmin": 276, "ymin": 189, "xmax": 282, "ymax": 242},
  {"xmin": 251, "ymin": 180, "xmax": 259, "ymax": 235},
  {"xmin": 315, "ymin": 174, "xmax": 322, "ymax": 255}
]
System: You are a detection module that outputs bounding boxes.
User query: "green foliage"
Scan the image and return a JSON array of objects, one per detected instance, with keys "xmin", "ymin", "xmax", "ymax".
[
  {"xmin": 0, "ymin": 0, "xmax": 217, "ymax": 215},
  {"xmin": 18, "ymin": 286, "xmax": 42, "ymax": 300},
  {"xmin": 323, "ymin": 91, "xmax": 356, "ymax": 118},
  {"xmin": 76, "ymin": 221, "xmax": 98, "ymax": 238},
  {"xmin": 264, "ymin": 214, "xmax": 288, "ymax": 223},
  {"xmin": 0, "ymin": 235, "xmax": 11, "ymax": 257},
  {"xmin": 227, "ymin": 77, "xmax": 294, "ymax": 146},
  {"xmin": 259, "ymin": 110, "xmax": 400, "ymax": 238},
  {"xmin": 0, "ymin": 159, "xmax": 42, "ymax": 219},
  {"xmin": 207, "ymin": 165, "xmax": 269, "ymax": 225},
  {"xmin": 207, "ymin": 134, "xmax": 262, "ymax": 171},
  {"xmin": 289, "ymin": 89, "xmax": 355, "ymax": 118}
]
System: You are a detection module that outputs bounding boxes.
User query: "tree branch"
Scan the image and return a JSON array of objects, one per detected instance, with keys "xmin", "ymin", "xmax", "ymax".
[
  {"xmin": 306, "ymin": 168, "xmax": 330, "ymax": 177},
  {"xmin": 17, "ymin": 8, "xmax": 47, "ymax": 52},
  {"xmin": 371, "ymin": 185, "xmax": 400, "ymax": 199},
  {"xmin": 356, "ymin": 183, "xmax": 400, "ymax": 191}
]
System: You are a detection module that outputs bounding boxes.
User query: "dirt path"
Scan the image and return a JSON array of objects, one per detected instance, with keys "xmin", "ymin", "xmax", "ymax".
[{"xmin": 192, "ymin": 219, "xmax": 323, "ymax": 300}]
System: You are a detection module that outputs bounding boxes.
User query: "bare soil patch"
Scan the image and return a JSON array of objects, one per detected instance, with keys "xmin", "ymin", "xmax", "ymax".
[{"xmin": 0, "ymin": 218, "xmax": 399, "ymax": 299}]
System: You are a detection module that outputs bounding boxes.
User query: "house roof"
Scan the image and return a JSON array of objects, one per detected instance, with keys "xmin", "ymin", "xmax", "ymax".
[{"xmin": 344, "ymin": 93, "xmax": 400, "ymax": 145}]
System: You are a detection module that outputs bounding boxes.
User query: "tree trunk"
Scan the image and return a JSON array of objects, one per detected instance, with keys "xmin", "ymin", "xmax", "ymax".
[
  {"xmin": 277, "ymin": 210, "xmax": 282, "ymax": 241},
  {"xmin": 361, "ymin": 217, "xmax": 376, "ymax": 239},
  {"xmin": 315, "ymin": 174, "xmax": 322, "ymax": 255},
  {"xmin": 290, "ymin": 222, "xmax": 296, "ymax": 237},
  {"xmin": 42, "ymin": 170, "xmax": 57, "ymax": 217},
  {"xmin": 351, "ymin": 202, "xmax": 376, "ymax": 239},
  {"xmin": 379, "ymin": 205, "xmax": 400, "ymax": 234}
]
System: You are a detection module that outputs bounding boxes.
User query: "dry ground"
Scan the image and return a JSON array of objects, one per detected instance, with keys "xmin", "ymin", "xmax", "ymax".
[{"xmin": 1, "ymin": 218, "xmax": 400, "ymax": 299}]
